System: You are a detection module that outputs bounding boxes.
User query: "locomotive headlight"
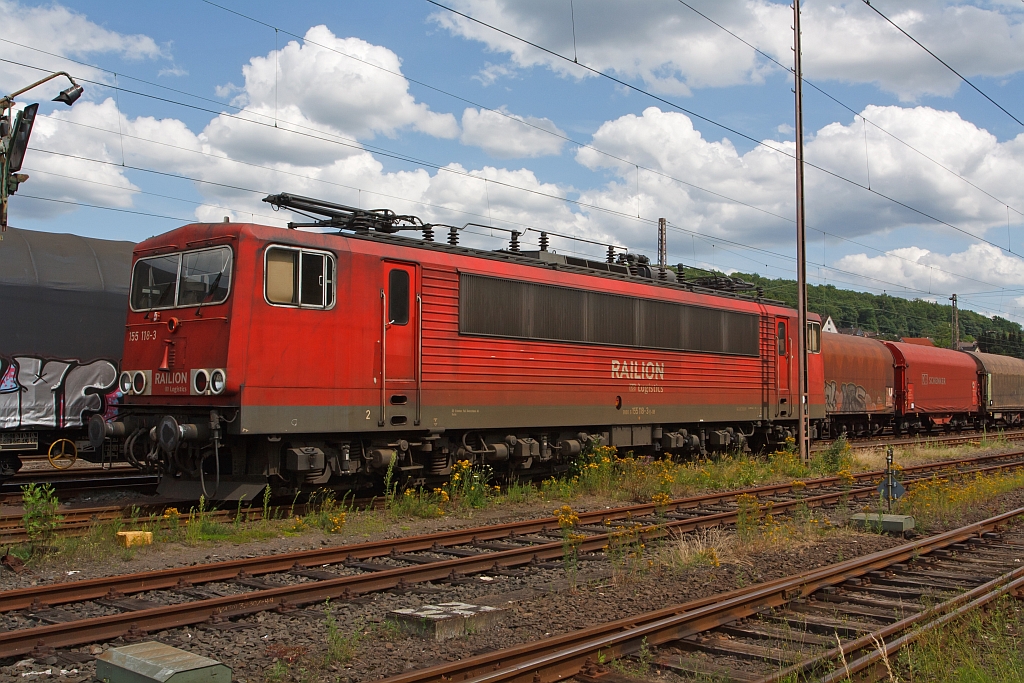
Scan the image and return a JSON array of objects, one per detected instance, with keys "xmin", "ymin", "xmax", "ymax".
[
  {"xmin": 193, "ymin": 369, "xmax": 209, "ymax": 395},
  {"xmin": 132, "ymin": 371, "xmax": 147, "ymax": 395},
  {"xmin": 210, "ymin": 369, "xmax": 226, "ymax": 395},
  {"xmin": 119, "ymin": 371, "xmax": 133, "ymax": 394}
]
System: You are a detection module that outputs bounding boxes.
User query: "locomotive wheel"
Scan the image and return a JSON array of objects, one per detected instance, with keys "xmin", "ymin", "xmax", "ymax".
[{"xmin": 47, "ymin": 438, "xmax": 78, "ymax": 470}]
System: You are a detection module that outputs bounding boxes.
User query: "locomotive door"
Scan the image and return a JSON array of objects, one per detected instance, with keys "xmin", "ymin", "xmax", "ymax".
[
  {"xmin": 380, "ymin": 261, "xmax": 420, "ymax": 427},
  {"xmin": 776, "ymin": 318, "xmax": 793, "ymax": 417}
]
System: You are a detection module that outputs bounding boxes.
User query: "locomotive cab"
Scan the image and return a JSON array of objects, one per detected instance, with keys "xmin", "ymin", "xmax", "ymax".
[{"xmin": 91, "ymin": 224, "xmax": 246, "ymax": 497}]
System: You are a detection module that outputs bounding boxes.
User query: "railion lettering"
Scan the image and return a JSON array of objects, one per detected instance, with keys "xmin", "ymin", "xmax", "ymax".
[
  {"xmin": 155, "ymin": 370, "xmax": 189, "ymax": 386},
  {"xmin": 611, "ymin": 359, "xmax": 665, "ymax": 381}
]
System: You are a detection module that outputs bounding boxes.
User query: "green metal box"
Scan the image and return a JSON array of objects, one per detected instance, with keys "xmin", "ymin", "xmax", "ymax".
[{"xmin": 95, "ymin": 642, "xmax": 231, "ymax": 683}]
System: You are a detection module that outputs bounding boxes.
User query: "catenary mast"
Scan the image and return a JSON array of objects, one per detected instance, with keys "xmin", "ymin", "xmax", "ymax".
[{"xmin": 793, "ymin": 0, "xmax": 810, "ymax": 462}]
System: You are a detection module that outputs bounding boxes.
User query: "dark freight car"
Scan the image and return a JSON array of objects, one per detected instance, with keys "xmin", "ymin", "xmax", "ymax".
[
  {"xmin": 0, "ymin": 227, "xmax": 133, "ymax": 475},
  {"xmin": 969, "ymin": 351, "xmax": 1024, "ymax": 422},
  {"xmin": 821, "ymin": 332, "xmax": 893, "ymax": 436}
]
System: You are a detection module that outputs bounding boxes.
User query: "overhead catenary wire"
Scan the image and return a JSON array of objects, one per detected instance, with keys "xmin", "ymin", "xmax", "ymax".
[
  {"xmin": 27, "ymin": 145, "xmax": 609, "ymax": 260},
  {"xmin": 671, "ymin": 0, "xmax": 1024, "ymax": 219},
  {"xmin": 15, "ymin": 176, "xmax": 1024, "ymax": 323},
  {"xmin": 424, "ymin": 0, "xmax": 1024, "ymax": 256},
  {"xmin": 4, "ymin": 27, "xmax": 1022, "ymax": 317},
  {"xmin": 21, "ymin": 78, "xmax": 1021, "ymax": 304},
  {"xmin": 0, "ymin": 57, "xmax": 659, "ymax": 231},
  {"xmin": 860, "ymin": 0, "xmax": 1024, "ymax": 129},
  {"xmin": 1, "ymin": 46, "xmax": 1013, "ymax": 295}
]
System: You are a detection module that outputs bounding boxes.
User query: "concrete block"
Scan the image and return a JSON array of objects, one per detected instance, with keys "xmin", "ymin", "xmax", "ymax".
[
  {"xmin": 95, "ymin": 642, "xmax": 231, "ymax": 683},
  {"xmin": 849, "ymin": 513, "xmax": 915, "ymax": 533},
  {"xmin": 116, "ymin": 531, "xmax": 153, "ymax": 547},
  {"xmin": 388, "ymin": 602, "xmax": 505, "ymax": 641}
]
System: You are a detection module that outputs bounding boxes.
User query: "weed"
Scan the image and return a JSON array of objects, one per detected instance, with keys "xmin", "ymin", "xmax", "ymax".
[
  {"xmin": 661, "ymin": 527, "xmax": 727, "ymax": 571},
  {"xmin": 21, "ymin": 483, "xmax": 63, "ymax": 544},
  {"xmin": 611, "ymin": 637, "xmax": 653, "ymax": 678},
  {"xmin": 635, "ymin": 637, "xmax": 653, "ymax": 676},
  {"xmin": 303, "ymin": 489, "xmax": 350, "ymax": 533},
  {"xmin": 233, "ymin": 495, "xmax": 246, "ymax": 532},
  {"xmin": 383, "ymin": 455, "xmax": 398, "ymax": 509},
  {"xmin": 556, "ymin": 505, "xmax": 583, "ymax": 591},
  {"xmin": 735, "ymin": 493, "xmax": 761, "ymax": 540},
  {"xmin": 604, "ymin": 520, "xmax": 651, "ymax": 584},
  {"xmin": 502, "ymin": 477, "xmax": 538, "ymax": 504},
  {"xmin": 184, "ymin": 496, "xmax": 229, "ymax": 544},
  {"xmin": 261, "ymin": 485, "xmax": 272, "ymax": 527},
  {"xmin": 895, "ymin": 469, "xmax": 1024, "ymax": 529},
  {"xmin": 810, "ymin": 435, "xmax": 855, "ymax": 474},
  {"xmin": 895, "ymin": 596, "xmax": 1024, "ymax": 681},
  {"xmin": 324, "ymin": 601, "xmax": 361, "ymax": 665},
  {"xmin": 390, "ymin": 487, "xmax": 445, "ymax": 519},
  {"xmin": 265, "ymin": 660, "xmax": 290, "ymax": 682},
  {"xmin": 443, "ymin": 459, "xmax": 492, "ymax": 510}
]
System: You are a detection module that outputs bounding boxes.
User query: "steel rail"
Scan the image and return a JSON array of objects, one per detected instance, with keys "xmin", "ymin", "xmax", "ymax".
[
  {"xmin": 755, "ymin": 566, "xmax": 1024, "ymax": 683},
  {"xmin": 814, "ymin": 428, "xmax": 1024, "ymax": 452},
  {"xmin": 1, "ymin": 450, "xmax": 1021, "ymax": 616},
  {"xmin": 372, "ymin": 506, "xmax": 1024, "ymax": 683},
  {"xmin": 2, "ymin": 446, "xmax": 1020, "ymax": 540},
  {"xmin": 0, "ymin": 479, "xmax": 854, "ymax": 614},
  {"xmin": 3, "ymin": 468, "xmax": 1023, "ymax": 657},
  {"xmin": 816, "ymin": 572, "xmax": 1024, "ymax": 683},
  {"xmin": 0, "ymin": 480, "xmax": 929, "ymax": 656}
]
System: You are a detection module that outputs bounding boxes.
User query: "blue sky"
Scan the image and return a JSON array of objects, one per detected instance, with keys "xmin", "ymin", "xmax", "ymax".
[{"xmin": 3, "ymin": 0, "xmax": 1024, "ymax": 321}]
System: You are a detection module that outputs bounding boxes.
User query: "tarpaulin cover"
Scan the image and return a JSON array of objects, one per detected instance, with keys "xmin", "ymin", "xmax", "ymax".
[
  {"xmin": 884, "ymin": 342, "xmax": 978, "ymax": 414},
  {"xmin": 821, "ymin": 333, "xmax": 893, "ymax": 415},
  {"xmin": 0, "ymin": 227, "xmax": 132, "ymax": 359},
  {"xmin": 969, "ymin": 351, "xmax": 1024, "ymax": 411}
]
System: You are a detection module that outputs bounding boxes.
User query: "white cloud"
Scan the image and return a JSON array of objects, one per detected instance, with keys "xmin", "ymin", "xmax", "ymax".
[
  {"xmin": 432, "ymin": 0, "xmax": 1024, "ymax": 99},
  {"xmin": 833, "ymin": 244, "xmax": 1024, "ymax": 294},
  {"xmin": 473, "ymin": 62, "xmax": 519, "ymax": 86},
  {"xmin": 228, "ymin": 26, "xmax": 458, "ymax": 141},
  {"xmin": 460, "ymin": 107, "xmax": 565, "ymax": 158},
  {"xmin": 573, "ymin": 105, "xmax": 1024, "ymax": 254},
  {"xmin": 431, "ymin": 0, "xmax": 778, "ymax": 96},
  {"xmin": 801, "ymin": 2, "xmax": 1024, "ymax": 99},
  {"xmin": 18, "ymin": 99, "xmax": 141, "ymax": 218},
  {"xmin": 158, "ymin": 66, "xmax": 188, "ymax": 78},
  {"xmin": 0, "ymin": 0, "xmax": 166, "ymax": 97}
]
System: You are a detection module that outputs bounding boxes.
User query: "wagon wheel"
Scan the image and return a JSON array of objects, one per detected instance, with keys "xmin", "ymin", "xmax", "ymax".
[{"xmin": 47, "ymin": 439, "xmax": 78, "ymax": 470}]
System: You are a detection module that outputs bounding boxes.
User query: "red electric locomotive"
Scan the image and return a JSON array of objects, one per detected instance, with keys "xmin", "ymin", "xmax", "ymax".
[{"xmin": 91, "ymin": 194, "xmax": 825, "ymax": 499}]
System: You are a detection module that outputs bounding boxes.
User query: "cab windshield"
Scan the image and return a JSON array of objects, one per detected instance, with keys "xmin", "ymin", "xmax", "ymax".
[{"xmin": 131, "ymin": 246, "xmax": 232, "ymax": 311}]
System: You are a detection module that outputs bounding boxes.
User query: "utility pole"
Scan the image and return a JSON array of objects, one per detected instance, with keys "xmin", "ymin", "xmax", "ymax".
[
  {"xmin": 950, "ymin": 294, "xmax": 959, "ymax": 350},
  {"xmin": 657, "ymin": 217, "xmax": 667, "ymax": 279},
  {"xmin": 793, "ymin": 0, "xmax": 810, "ymax": 463}
]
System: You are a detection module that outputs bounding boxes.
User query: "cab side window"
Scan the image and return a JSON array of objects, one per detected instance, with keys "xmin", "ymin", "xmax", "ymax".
[
  {"xmin": 777, "ymin": 321, "xmax": 787, "ymax": 356},
  {"xmin": 389, "ymin": 269, "xmax": 410, "ymax": 325},
  {"xmin": 266, "ymin": 246, "xmax": 335, "ymax": 308},
  {"xmin": 807, "ymin": 321, "xmax": 821, "ymax": 353}
]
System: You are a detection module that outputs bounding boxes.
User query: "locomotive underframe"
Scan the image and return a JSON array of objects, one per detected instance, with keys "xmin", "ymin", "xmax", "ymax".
[{"xmin": 98, "ymin": 405, "xmax": 804, "ymax": 499}]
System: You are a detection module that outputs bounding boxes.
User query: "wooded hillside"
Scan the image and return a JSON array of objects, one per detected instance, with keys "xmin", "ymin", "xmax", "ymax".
[{"xmin": 676, "ymin": 268, "xmax": 1024, "ymax": 359}]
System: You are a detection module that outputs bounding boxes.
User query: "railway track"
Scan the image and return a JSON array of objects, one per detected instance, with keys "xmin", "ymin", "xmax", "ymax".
[
  {"xmin": 374, "ymin": 508, "xmax": 1024, "ymax": 683},
  {"xmin": 0, "ymin": 429, "xmax": 1015, "ymax": 510},
  {"xmin": 1, "ymin": 452, "xmax": 1024, "ymax": 658},
  {"xmin": 0, "ymin": 465, "xmax": 158, "ymax": 505},
  {"xmin": 813, "ymin": 427, "xmax": 1024, "ymax": 452},
  {"xmin": 1, "ymin": 448, "xmax": 1023, "ymax": 544}
]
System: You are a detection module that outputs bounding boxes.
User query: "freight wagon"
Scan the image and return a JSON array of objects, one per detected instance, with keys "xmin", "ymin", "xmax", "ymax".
[{"xmin": 1, "ymin": 228, "xmax": 131, "ymax": 477}]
